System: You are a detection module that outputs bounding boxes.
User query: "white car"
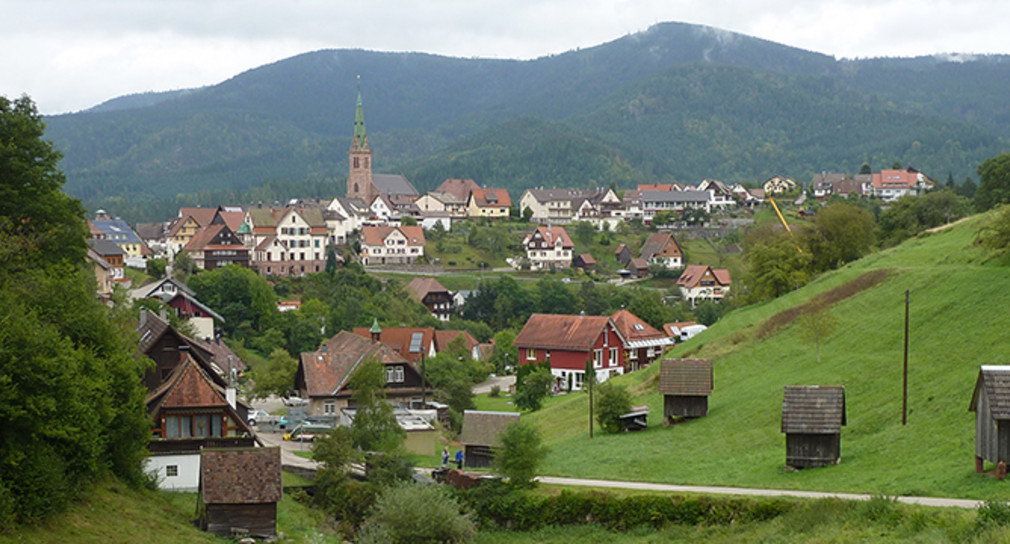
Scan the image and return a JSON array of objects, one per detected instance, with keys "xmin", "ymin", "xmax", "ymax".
[
  {"xmin": 247, "ymin": 409, "xmax": 271, "ymax": 426},
  {"xmin": 282, "ymin": 396, "xmax": 308, "ymax": 407}
]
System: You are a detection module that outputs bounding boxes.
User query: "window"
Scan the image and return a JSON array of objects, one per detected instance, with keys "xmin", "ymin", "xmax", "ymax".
[
  {"xmin": 323, "ymin": 401, "xmax": 336, "ymax": 415},
  {"xmin": 166, "ymin": 465, "xmax": 178, "ymax": 477},
  {"xmin": 527, "ymin": 348, "xmax": 536, "ymax": 361},
  {"xmin": 609, "ymin": 347, "xmax": 618, "ymax": 366},
  {"xmin": 386, "ymin": 366, "xmax": 405, "ymax": 383},
  {"xmin": 593, "ymin": 349, "xmax": 603, "ymax": 368},
  {"xmin": 629, "ymin": 349, "xmax": 638, "ymax": 360}
]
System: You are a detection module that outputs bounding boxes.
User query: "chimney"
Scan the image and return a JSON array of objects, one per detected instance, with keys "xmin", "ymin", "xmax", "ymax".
[
  {"xmin": 225, "ymin": 387, "xmax": 236, "ymax": 410},
  {"xmin": 139, "ymin": 309, "xmax": 148, "ymax": 329}
]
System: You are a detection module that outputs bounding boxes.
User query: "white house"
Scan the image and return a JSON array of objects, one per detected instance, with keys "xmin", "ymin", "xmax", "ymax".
[
  {"xmin": 360, "ymin": 225, "xmax": 426, "ymax": 266},
  {"xmin": 520, "ymin": 225, "xmax": 574, "ymax": 270}
]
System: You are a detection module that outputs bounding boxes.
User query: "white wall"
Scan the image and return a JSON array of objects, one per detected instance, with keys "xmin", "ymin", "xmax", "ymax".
[{"xmin": 144, "ymin": 453, "xmax": 201, "ymax": 492}]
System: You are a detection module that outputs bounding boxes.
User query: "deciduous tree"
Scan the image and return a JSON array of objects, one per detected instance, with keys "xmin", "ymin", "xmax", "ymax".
[{"xmin": 494, "ymin": 419, "xmax": 547, "ymax": 489}]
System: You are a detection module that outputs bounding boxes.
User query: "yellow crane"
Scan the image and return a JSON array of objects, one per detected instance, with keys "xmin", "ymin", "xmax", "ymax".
[{"xmin": 768, "ymin": 197, "xmax": 802, "ymax": 252}]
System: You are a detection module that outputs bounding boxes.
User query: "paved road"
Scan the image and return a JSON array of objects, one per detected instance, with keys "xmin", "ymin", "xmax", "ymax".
[
  {"xmin": 257, "ymin": 430, "xmax": 321, "ymax": 471},
  {"xmin": 473, "ymin": 374, "xmax": 516, "ymax": 395},
  {"xmin": 536, "ymin": 476, "xmax": 983, "ymax": 509}
]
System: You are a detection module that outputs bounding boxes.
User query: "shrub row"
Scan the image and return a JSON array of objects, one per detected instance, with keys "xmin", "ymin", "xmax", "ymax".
[{"xmin": 461, "ymin": 482, "xmax": 794, "ymax": 531}]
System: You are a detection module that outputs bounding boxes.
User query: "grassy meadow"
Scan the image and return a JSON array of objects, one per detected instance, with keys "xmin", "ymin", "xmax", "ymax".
[{"xmin": 528, "ymin": 213, "xmax": 1010, "ymax": 499}]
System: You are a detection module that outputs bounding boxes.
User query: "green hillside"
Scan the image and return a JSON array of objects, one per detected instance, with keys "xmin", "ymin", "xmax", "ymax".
[{"xmin": 529, "ymin": 213, "xmax": 1007, "ymax": 499}]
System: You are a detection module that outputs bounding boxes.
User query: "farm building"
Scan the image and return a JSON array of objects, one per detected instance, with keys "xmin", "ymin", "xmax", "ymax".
[
  {"xmin": 781, "ymin": 385, "xmax": 846, "ymax": 469},
  {"xmin": 659, "ymin": 358, "xmax": 713, "ymax": 422},
  {"xmin": 460, "ymin": 410, "xmax": 520, "ymax": 468},
  {"xmin": 969, "ymin": 366, "xmax": 1010, "ymax": 473},
  {"xmin": 199, "ymin": 447, "xmax": 282, "ymax": 538}
]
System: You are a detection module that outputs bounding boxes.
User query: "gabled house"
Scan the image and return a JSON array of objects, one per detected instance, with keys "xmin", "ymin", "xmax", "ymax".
[
  {"xmin": 610, "ymin": 308, "xmax": 674, "ymax": 371},
  {"xmin": 763, "ymin": 175, "xmax": 798, "ymax": 195},
  {"xmin": 145, "ymin": 353, "xmax": 255, "ymax": 491},
  {"xmin": 639, "ymin": 190, "xmax": 711, "ymax": 223},
  {"xmin": 573, "ymin": 253, "xmax": 596, "ymax": 272},
  {"xmin": 467, "ymin": 188, "xmax": 512, "ymax": 218},
  {"xmin": 514, "ymin": 313, "xmax": 627, "ymax": 390},
  {"xmin": 639, "ymin": 232, "xmax": 683, "ymax": 269},
  {"xmin": 615, "ymin": 244, "xmax": 632, "ymax": 266},
  {"xmin": 88, "ymin": 239, "xmax": 126, "ymax": 284},
  {"xmin": 521, "ymin": 225, "xmax": 573, "ymax": 270},
  {"xmin": 969, "ymin": 366, "xmax": 1010, "ymax": 473},
  {"xmin": 296, "ymin": 330, "xmax": 424, "ymax": 416},
  {"xmin": 627, "ymin": 258, "xmax": 649, "ymax": 279},
  {"xmin": 87, "ymin": 247, "xmax": 116, "ymax": 301},
  {"xmin": 697, "ymin": 179, "xmax": 736, "ymax": 209},
  {"xmin": 872, "ymin": 167, "xmax": 935, "ymax": 201},
  {"xmin": 161, "ymin": 290, "xmax": 226, "ymax": 341},
  {"xmin": 406, "ymin": 277, "xmax": 455, "ymax": 321},
  {"xmin": 129, "ymin": 277, "xmax": 193, "ymax": 302},
  {"xmin": 359, "ymin": 225, "xmax": 426, "ymax": 266},
  {"xmin": 244, "ymin": 206, "xmax": 329, "ymax": 277},
  {"xmin": 731, "ymin": 184, "xmax": 765, "ymax": 206},
  {"xmin": 436, "ymin": 178, "xmax": 482, "ymax": 202},
  {"xmin": 434, "ymin": 330, "xmax": 481, "ymax": 360},
  {"xmin": 90, "ymin": 214, "xmax": 150, "ymax": 267},
  {"xmin": 199, "ymin": 447, "xmax": 282, "ymax": 538},
  {"xmin": 415, "ymin": 191, "xmax": 468, "ymax": 218},
  {"xmin": 781, "ymin": 385, "xmax": 846, "ymax": 469},
  {"xmin": 676, "ymin": 264, "xmax": 731, "ymax": 307},
  {"xmin": 460, "ymin": 411, "xmax": 520, "ymax": 468},
  {"xmin": 518, "ymin": 188, "xmax": 620, "ymax": 224},
  {"xmin": 182, "ymin": 223, "xmax": 249, "ymax": 271}
]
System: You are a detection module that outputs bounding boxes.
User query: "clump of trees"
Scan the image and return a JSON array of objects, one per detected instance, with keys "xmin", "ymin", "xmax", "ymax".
[{"xmin": 0, "ymin": 95, "xmax": 150, "ymax": 524}]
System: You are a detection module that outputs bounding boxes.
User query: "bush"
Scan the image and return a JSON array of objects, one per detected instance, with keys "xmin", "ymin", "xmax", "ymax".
[
  {"xmin": 357, "ymin": 483, "xmax": 476, "ymax": 544},
  {"xmin": 489, "ymin": 385, "xmax": 501, "ymax": 397},
  {"xmin": 596, "ymin": 381, "xmax": 632, "ymax": 434},
  {"xmin": 495, "ymin": 419, "xmax": 548, "ymax": 489}
]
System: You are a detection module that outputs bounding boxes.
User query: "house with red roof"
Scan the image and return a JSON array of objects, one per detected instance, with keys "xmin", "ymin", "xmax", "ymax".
[
  {"xmin": 611, "ymin": 308, "xmax": 675, "ymax": 371},
  {"xmin": 296, "ymin": 330, "xmax": 424, "ymax": 416},
  {"xmin": 351, "ymin": 325, "xmax": 436, "ymax": 366},
  {"xmin": 639, "ymin": 232, "xmax": 683, "ymax": 269},
  {"xmin": 676, "ymin": 264, "xmax": 732, "ymax": 307},
  {"xmin": 243, "ymin": 205, "xmax": 329, "ymax": 276},
  {"xmin": 360, "ymin": 225, "xmax": 426, "ymax": 266},
  {"xmin": 871, "ymin": 167, "xmax": 935, "ymax": 201},
  {"xmin": 467, "ymin": 188, "xmax": 512, "ymax": 218},
  {"xmin": 513, "ymin": 313, "xmax": 627, "ymax": 390},
  {"xmin": 520, "ymin": 225, "xmax": 574, "ymax": 270}
]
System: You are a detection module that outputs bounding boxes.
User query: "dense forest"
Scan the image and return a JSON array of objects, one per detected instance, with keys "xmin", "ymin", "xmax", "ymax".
[{"xmin": 43, "ymin": 21, "xmax": 1010, "ymax": 223}]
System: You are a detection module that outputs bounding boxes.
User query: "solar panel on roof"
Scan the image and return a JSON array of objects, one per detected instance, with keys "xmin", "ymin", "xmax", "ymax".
[{"xmin": 409, "ymin": 332, "xmax": 424, "ymax": 353}]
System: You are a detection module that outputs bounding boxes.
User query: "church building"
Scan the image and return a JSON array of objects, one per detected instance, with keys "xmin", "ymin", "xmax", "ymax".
[{"xmin": 345, "ymin": 82, "xmax": 419, "ymax": 202}]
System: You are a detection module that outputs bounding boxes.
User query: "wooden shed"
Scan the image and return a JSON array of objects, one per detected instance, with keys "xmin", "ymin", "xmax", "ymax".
[
  {"xmin": 781, "ymin": 386, "xmax": 846, "ymax": 469},
  {"xmin": 460, "ymin": 410, "xmax": 519, "ymax": 468},
  {"xmin": 969, "ymin": 366, "xmax": 1010, "ymax": 473},
  {"xmin": 199, "ymin": 447, "xmax": 282, "ymax": 538},
  {"xmin": 659, "ymin": 358, "xmax": 713, "ymax": 422}
]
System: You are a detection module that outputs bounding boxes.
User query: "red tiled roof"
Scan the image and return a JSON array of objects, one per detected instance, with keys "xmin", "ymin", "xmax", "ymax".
[
  {"xmin": 351, "ymin": 326, "xmax": 434, "ymax": 365},
  {"xmin": 216, "ymin": 210, "xmax": 246, "ymax": 233},
  {"xmin": 471, "ymin": 188, "xmax": 512, "ymax": 208},
  {"xmin": 183, "ymin": 224, "xmax": 224, "ymax": 251},
  {"xmin": 662, "ymin": 321, "xmax": 698, "ymax": 337},
  {"xmin": 299, "ymin": 331, "xmax": 408, "ymax": 397},
  {"xmin": 676, "ymin": 265, "xmax": 731, "ymax": 288},
  {"xmin": 201, "ymin": 448, "xmax": 282, "ymax": 504},
  {"xmin": 436, "ymin": 178, "xmax": 482, "ymax": 202},
  {"xmin": 611, "ymin": 308, "xmax": 665, "ymax": 343},
  {"xmin": 405, "ymin": 277, "xmax": 450, "ymax": 303},
  {"xmin": 514, "ymin": 313, "xmax": 621, "ymax": 351},
  {"xmin": 434, "ymin": 330, "xmax": 478, "ymax": 353},
  {"xmin": 640, "ymin": 232, "xmax": 682, "ymax": 260},
  {"xmin": 180, "ymin": 207, "xmax": 217, "ymax": 228},
  {"xmin": 360, "ymin": 225, "xmax": 426, "ymax": 247}
]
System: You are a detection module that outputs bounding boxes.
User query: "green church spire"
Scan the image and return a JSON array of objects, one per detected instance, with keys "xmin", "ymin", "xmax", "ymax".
[{"xmin": 352, "ymin": 75, "xmax": 368, "ymax": 151}]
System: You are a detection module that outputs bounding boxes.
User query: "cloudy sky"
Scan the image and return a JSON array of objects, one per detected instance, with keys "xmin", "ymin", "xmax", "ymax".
[{"xmin": 4, "ymin": 0, "xmax": 1008, "ymax": 115}]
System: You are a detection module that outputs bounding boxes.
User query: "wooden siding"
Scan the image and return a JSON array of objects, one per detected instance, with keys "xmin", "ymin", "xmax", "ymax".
[
  {"xmin": 204, "ymin": 503, "xmax": 277, "ymax": 538},
  {"xmin": 786, "ymin": 433, "xmax": 840, "ymax": 468},
  {"xmin": 664, "ymin": 395, "xmax": 708, "ymax": 420},
  {"xmin": 465, "ymin": 445, "xmax": 495, "ymax": 468}
]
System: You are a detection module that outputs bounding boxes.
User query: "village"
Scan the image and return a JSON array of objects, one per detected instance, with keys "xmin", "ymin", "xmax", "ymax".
[{"xmin": 63, "ymin": 87, "xmax": 1010, "ymax": 542}]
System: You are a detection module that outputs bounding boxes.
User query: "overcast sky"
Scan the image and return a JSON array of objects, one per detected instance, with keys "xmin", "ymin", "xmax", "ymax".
[{"xmin": 4, "ymin": 0, "xmax": 1009, "ymax": 115}]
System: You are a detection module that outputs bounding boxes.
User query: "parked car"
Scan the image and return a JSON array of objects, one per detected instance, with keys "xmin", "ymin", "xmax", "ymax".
[
  {"xmin": 247, "ymin": 409, "xmax": 271, "ymax": 426},
  {"xmin": 283, "ymin": 423, "xmax": 333, "ymax": 442},
  {"xmin": 282, "ymin": 396, "xmax": 308, "ymax": 407}
]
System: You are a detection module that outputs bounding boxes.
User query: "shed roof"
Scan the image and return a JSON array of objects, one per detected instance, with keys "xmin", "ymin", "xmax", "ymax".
[
  {"xmin": 201, "ymin": 447, "xmax": 282, "ymax": 505},
  {"xmin": 781, "ymin": 385, "xmax": 846, "ymax": 434},
  {"xmin": 969, "ymin": 366, "xmax": 1010, "ymax": 419},
  {"xmin": 460, "ymin": 410, "xmax": 520, "ymax": 448},
  {"xmin": 659, "ymin": 358, "xmax": 713, "ymax": 396}
]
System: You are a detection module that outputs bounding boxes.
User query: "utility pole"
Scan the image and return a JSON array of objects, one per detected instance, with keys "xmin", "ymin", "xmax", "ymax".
[{"xmin": 902, "ymin": 290, "xmax": 909, "ymax": 426}]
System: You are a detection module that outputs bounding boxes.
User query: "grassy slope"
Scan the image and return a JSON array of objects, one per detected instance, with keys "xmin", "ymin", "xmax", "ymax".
[{"xmin": 530, "ymin": 214, "xmax": 1010, "ymax": 499}]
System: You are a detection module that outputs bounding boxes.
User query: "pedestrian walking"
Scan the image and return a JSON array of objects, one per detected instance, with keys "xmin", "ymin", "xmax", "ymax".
[
  {"xmin": 441, "ymin": 446, "xmax": 449, "ymax": 467},
  {"xmin": 455, "ymin": 448, "xmax": 464, "ymax": 469}
]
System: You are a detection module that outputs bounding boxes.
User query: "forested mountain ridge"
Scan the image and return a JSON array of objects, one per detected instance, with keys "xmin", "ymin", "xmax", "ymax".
[{"xmin": 42, "ymin": 21, "xmax": 1010, "ymax": 220}]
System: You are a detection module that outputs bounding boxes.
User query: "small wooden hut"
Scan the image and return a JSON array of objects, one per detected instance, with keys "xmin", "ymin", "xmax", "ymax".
[
  {"xmin": 460, "ymin": 410, "xmax": 519, "ymax": 468},
  {"xmin": 969, "ymin": 366, "xmax": 1010, "ymax": 473},
  {"xmin": 659, "ymin": 358, "xmax": 713, "ymax": 422},
  {"xmin": 199, "ymin": 447, "xmax": 282, "ymax": 538},
  {"xmin": 618, "ymin": 405, "xmax": 650, "ymax": 431},
  {"xmin": 781, "ymin": 386, "xmax": 846, "ymax": 469}
]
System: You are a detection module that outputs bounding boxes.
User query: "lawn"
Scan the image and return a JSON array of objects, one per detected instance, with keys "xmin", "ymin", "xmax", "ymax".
[{"xmin": 528, "ymin": 214, "xmax": 1010, "ymax": 499}]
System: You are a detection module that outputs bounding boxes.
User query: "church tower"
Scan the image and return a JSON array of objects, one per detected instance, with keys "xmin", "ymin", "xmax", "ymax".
[{"xmin": 346, "ymin": 77, "xmax": 374, "ymax": 200}]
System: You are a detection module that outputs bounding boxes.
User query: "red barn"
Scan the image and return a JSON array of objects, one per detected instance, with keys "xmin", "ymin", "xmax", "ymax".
[{"xmin": 513, "ymin": 313, "xmax": 627, "ymax": 391}]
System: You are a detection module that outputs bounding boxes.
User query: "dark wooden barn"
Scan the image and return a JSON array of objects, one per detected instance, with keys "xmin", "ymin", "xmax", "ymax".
[
  {"xmin": 781, "ymin": 385, "xmax": 846, "ymax": 469},
  {"xmin": 199, "ymin": 447, "xmax": 282, "ymax": 538},
  {"xmin": 969, "ymin": 366, "xmax": 1010, "ymax": 473},
  {"xmin": 659, "ymin": 358, "xmax": 713, "ymax": 422},
  {"xmin": 460, "ymin": 410, "xmax": 519, "ymax": 468}
]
